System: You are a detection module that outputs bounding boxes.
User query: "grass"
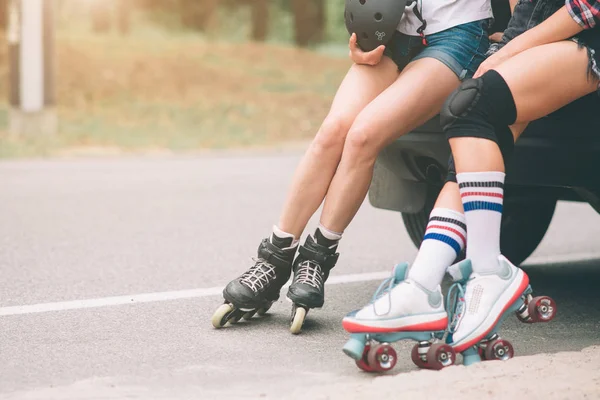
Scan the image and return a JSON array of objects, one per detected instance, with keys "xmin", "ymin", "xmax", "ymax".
[{"xmin": 0, "ymin": 20, "xmax": 352, "ymax": 159}]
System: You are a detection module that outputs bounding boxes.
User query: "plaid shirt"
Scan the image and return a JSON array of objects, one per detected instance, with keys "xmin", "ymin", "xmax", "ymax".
[{"xmin": 567, "ymin": 0, "xmax": 600, "ymax": 29}]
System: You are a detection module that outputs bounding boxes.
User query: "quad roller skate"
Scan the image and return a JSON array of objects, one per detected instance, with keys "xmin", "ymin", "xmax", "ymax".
[
  {"xmin": 446, "ymin": 259, "xmax": 557, "ymax": 366},
  {"xmin": 211, "ymin": 236, "xmax": 296, "ymax": 329},
  {"xmin": 342, "ymin": 263, "xmax": 456, "ymax": 372},
  {"xmin": 286, "ymin": 234, "xmax": 339, "ymax": 334}
]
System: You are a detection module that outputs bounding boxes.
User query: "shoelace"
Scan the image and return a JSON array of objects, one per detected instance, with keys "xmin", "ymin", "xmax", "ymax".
[
  {"xmin": 295, "ymin": 261, "xmax": 324, "ymax": 289},
  {"xmin": 240, "ymin": 258, "xmax": 276, "ymax": 293},
  {"xmin": 446, "ymin": 281, "xmax": 467, "ymax": 334},
  {"xmin": 369, "ymin": 272, "xmax": 403, "ymax": 317}
]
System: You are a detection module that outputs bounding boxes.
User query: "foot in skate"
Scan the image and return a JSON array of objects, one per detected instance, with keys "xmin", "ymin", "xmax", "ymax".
[
  {"xmin": 341, "ymin": 263, "xmax": 456, "ymax": 372},
  {"xmin": 448, "ymin": 256, "xmax": 529, "ymax": 352},
  {"xmin": 342, "ymin": 263, "xmax": 448, "ymax": 334},
  {"xmin": 287, "ymin": 234, "xmax": 339, "ymax": 334},
  {"xmin": 446, "ymin": 257, "xmax": 557, "ymax": 365},
  {"xmin": 211, "ymin": 235, "xmax": 296, "ymax": 329}
]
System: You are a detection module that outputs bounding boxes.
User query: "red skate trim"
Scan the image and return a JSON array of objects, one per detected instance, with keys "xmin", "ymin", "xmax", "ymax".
[
  {"xmin": 427, "ymin": 225, "xmax": 466, "ymax": 244},
  {"xmin": 342, "ymin": 317, "xmax": 448, "ymax": 334},
  {"xmin": 452, "ymin": 273, "xmax": 530, "ymax": 353}
]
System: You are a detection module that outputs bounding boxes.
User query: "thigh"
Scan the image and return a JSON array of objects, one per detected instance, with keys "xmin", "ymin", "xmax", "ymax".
[
  {"xmin": 494, "ymin": 40, "xmax": 600, "ymax": 126},
  {"xmin": 349, "ymin": 56, "xmax": 460, "ymax": 150},
  {"xmin": 327, "ymin": 56, "xmax": 400, "ymax": 121}
]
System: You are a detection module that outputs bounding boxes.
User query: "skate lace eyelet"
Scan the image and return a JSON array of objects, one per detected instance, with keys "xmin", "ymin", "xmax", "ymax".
[
  {"xmin": 370, "ymin": 273, "xmax": 399, "ymax": 317},
  {"xmin": 240, "ymin": 258, "xmax": 277, "ymax": 293},
  {"xmin": 296, "ymin": 261, "xmax": 324, "ymax": 289}
]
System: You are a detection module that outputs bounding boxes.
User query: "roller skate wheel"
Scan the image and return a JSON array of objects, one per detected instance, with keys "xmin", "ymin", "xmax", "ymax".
[
  {"xmin": 290, "ymin": 306, "xmax": 307, "ymax": 335},
  {"xmin": 367, "ymin": 344, "xmax": 397, "ymax": 372},
  {"xmin": 426, "ymin": 344, "xmax": 456, "ymax": 370},
  {"xmin": 528, "ymin": 296, "xmax": 556, "ymax": 322},
  {"xmin": 242, "ymin": 310, "xmax": 257, "ymax": 321},
  {"xmin": 211, "ymin": 303, "xmax": 235, "ymax": 329},
  {"xmin": 484, "ymin": 339, "xmax": 514, "ymax": 361},
  {"xmin": 410, "ymin": 343, "xmax": 429, "ymax": 369},
  {"xmin": 355, "ymin": 343, "xmax": 376, "ymax": 372}
]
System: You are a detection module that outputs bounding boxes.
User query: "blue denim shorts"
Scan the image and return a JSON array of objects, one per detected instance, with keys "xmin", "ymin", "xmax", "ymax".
[{"xmin": 383, "ymin": 20, "xmax": 491, "ymax": 80}]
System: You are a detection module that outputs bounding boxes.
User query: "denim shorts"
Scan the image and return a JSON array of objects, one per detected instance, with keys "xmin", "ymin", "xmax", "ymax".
[{"xmin": 383, "ymin": 20, "xmax": 491, "ymax": 80}]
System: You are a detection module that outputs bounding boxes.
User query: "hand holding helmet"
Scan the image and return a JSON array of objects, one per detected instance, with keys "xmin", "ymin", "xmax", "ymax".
[
  {"xmin": 348, "ymin": 32, "xmax": 386, "ymax": 65},
  {"xmin": 344, "ymin": 0, "xmax": 409, "ymax": 52}
]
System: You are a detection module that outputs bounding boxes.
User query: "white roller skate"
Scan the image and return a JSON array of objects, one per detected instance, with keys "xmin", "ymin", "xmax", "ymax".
[
  {"xmin": 446, "ymin": 256, "xmax": 557, "ymax": 365},
  {"xmin": 341, "ymin": 263, "xmax": 455, "ymax": 372}
]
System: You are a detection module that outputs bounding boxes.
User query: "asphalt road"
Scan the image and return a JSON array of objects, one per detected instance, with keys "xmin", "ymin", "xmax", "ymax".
[{"xmin": 1, "ymin": 151, "xmax": 600, "ymax": 399}]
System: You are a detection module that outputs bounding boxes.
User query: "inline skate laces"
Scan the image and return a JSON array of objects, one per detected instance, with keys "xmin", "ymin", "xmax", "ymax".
[
  {"xmin": 240, "ymin": 258, "xmax": 277, "ymax": 293},
  {"xmin": 295, "ymin": 261, "xmax": 324, "ymax": 289}
]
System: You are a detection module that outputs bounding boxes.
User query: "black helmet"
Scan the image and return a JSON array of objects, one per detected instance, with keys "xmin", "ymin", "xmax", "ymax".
[{"xmin": 344, "ymin": 0, "xmax": 408, "ymax": 52}]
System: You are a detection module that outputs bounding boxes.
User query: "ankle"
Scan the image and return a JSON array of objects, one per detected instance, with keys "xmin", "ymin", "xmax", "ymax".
[{"xmin": 314, "ymin": 224, "xmax": 342, "ymax": 248}]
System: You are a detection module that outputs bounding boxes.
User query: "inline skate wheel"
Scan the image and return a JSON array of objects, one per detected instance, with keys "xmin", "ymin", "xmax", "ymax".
[
  {"xmin": 242, "ymin": 310, "xmax": 257, "ymax": 320},
  {"xmin": 290, "ymin": 305, "xmax": 307, "ymax": 334},
  {"xmin": 211, "ymin": 303, "xmax": 235, "ymax": 328},
  {"xmin": 256, "ymin": 303, "xmax": 272, "ymax": 316}
]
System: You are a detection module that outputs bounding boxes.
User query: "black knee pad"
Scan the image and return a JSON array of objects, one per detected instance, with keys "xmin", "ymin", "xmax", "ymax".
[{"xmin": 440, "ymin": 70, "xmax": 518, "ymax": 163}]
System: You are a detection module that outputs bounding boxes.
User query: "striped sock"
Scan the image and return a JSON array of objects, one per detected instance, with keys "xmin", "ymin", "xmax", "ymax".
[
  {"xmin": 458, "ymin": 171, "xmax": 505, "ymax": 274},
  {"xmin": 408, "ymin": 208, "xmax": 466, "ymax": 291}
]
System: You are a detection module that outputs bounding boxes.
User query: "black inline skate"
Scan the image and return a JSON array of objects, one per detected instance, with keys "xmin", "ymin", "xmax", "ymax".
[
  {"xmin": 211, "ymin": 235, "xmax": 296, "ymax": 328},
  {"xmin": 286, "ymin": 234, "xmax": 339, "ymax": 334}
]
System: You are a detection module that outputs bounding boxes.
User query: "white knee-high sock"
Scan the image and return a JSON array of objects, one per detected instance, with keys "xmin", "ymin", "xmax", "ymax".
[
  {"xmin": 408, "ymin": 208, "xmax": 467, "ymax": 291},
  {"xmin": 457, "ymin": 171, "xmax": 505, "ymax": 274}
]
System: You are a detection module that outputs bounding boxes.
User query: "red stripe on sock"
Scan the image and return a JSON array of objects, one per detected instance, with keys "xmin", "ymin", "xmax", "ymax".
[
  {"xmin": 460, "ymin": 192, "xmax": 504, "ymax": 199},
  {"xmin": 426, "ymin": 225, "xmax": 466, "ymax": 245}
]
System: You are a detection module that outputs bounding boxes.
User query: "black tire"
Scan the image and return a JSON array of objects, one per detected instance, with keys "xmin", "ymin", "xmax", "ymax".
[{"xmin": 402, "ymin": 186, "xmax": 557, "ymax": 266}]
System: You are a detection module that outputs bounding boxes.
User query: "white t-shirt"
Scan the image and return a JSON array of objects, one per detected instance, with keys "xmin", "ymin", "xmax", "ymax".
[{"xmin": 397, "ymin": 0, "xmax": 493, "ymax": 36}]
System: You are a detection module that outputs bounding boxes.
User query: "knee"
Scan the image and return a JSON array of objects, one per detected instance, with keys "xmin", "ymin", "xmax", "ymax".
[
  {"xmin": 441, "ymin": 70, "xmax": 519, "ymax": 165},
  {"xmin": 440, "ymin": 70, "xmax": 517, "ymax": 133},
  {"xmin": 344, "ymin": 120, "xmax": 378, "ymax": 161},
  {"xmin": 311, "ymin": 116, "xmax": 350, "ymax": 155},
  {"xmin": 440, "ymin": 78, "xmax": 483, "ymax": 131}
]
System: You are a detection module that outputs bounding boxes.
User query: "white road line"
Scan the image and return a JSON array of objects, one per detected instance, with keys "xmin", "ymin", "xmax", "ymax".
[
  {"xmin": 524, "ymin": 251, "xmax": 600, "ymax": 266},
  {"xmin": 0, "ymin": 270, "xmax": 391, "ymax": 317}
]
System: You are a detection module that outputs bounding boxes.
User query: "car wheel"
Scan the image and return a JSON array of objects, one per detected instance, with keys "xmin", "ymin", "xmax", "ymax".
[{"xmin": 402, "ymin": 186, "xmax": 556, "ymax": 266}]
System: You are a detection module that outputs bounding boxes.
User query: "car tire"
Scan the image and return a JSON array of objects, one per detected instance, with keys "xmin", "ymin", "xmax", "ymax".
[{"xmin": 402, "ymin": 186, "xmax": 557, "ymax": 266}]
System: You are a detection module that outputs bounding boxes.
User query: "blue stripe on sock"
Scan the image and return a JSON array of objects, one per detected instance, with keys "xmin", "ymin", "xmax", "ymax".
[
  {"xmin": 463, "ymin": 201, "xmax": 503, "ymax": 213},
  {"xmin": 423, "ymin": 233, "xmax": 461, "ymax": 256}
]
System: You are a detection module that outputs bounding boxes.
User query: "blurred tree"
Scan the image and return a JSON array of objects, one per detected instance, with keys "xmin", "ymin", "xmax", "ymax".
[
  {"xmin": 91, "ymin": 0, "xmax": 112, "ymax": 33},
  {"xmin": 117, "ymin": 0, "xmax": 131, "ymax": 35},
  {"xmin": 180, "ymin": 0, "xmax": 218, "ymax": 32},
  {"xmin": 0, "ymin": 0, "xmax": 7, "ymax": 31},
  {"xmin": 292, "ymin": 0, "xmax": 325, "ymax": 47},
  {"xmin": 250, "ymin": 0, "xmax": 268, "ymax": 41},
  {"xmin": 90, "ymin": 0, "xmax": 131, "ymax": 36}
]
